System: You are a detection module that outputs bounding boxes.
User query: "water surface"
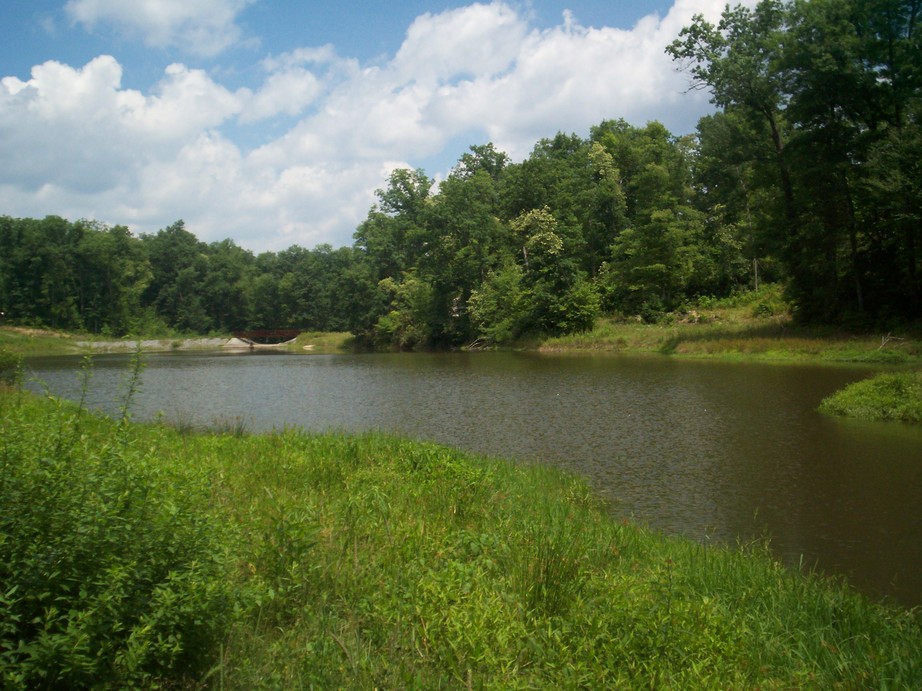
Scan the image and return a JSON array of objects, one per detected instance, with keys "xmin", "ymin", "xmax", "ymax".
[{"xmin": 26, "ymin": 350, "xmax": 922, "ymax": 607}]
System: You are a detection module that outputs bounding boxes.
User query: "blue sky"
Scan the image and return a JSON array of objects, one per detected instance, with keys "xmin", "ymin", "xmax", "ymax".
[{"xmin": 0, "ymin": 1, "xmax": 732, "ymax": 251}]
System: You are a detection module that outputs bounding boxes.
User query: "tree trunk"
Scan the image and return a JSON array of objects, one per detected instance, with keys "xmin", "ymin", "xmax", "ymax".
[{"xmin": 764, "ymin": 108, "xmax": 798, "ymax": 231}]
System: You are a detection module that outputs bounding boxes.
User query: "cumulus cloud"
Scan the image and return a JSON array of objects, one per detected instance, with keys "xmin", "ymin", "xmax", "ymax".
[
  {"xmin": 392, "ymin": 3, "xmax": 526, "ymax": 85},
  {"xmin": 0, "ymin": 56, "xmax": 242, "ymax": 193},
  {"xmin": 415, "ymin": 0, "xmax": 728, "ymax": 158},
  {"xmin": 2, "ymin": 1, "xmax": 739, "ymax": 251},
  {"xmin": 65, "ymin": 0, "xmax": 255, "ymax": 56}
]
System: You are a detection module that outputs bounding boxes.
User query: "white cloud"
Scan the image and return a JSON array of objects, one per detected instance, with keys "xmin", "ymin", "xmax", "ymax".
[
  {"xmin": 0, "ymin": 56, "xmax": 243, "ymax": 194},
  {"xmin": 416, "ymin": 0, "xmax": 730, "ymax": 159},
  {"xmin": 1, "ymin": 1, "xmax": 741, "ymax": 252},
  {"xmin": 238, "ymin": 69, "xmax": 322, "ymax": 123},
  {"xmin": 392, "ymin": 3, "xmax": 525, "ymax": 84},
  {"xmin": 65, "ymin": 0, "xmax": 254, "ymax": 57}
]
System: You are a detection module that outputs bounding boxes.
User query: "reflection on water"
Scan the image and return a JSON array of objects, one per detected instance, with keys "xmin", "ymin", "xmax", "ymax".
[{"xmin": 26, "ymin": 350, "xmax": 922, "ymax": 607}]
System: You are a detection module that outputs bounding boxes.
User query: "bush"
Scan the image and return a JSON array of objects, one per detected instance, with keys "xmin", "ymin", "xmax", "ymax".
[
  {"xmin": 639, "ymin": 297, "xmax": 667, "ymax": 324},
  {"xmin": 0, "ymin": 397, "xmax": 234, "ymax": 687},
  {"xmin": 0, "ymin": 348, "xmax": 22, "ymax": 387}
]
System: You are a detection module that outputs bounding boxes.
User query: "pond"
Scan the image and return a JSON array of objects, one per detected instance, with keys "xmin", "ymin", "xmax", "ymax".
[{"xmin": 25, "ymin": 350, "xmax": 922, "ymax": 607}]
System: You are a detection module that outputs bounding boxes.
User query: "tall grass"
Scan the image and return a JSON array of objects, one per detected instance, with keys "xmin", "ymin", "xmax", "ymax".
[
  {"xmin": 2, "ymin": 382, "xmax": 920, "ymax": 687},
  {"xmin": 290, "ymin": 330, "xmax": 354, "ymax": 353},
  {"xmin": 0, "ymin": 326, "xmax": 80, "ymax": 357}
]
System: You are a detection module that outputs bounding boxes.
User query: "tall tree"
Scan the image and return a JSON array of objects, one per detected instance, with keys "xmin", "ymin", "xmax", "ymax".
[
  {"xmin": 668, "ymin": 1, "xmax": 797, "ymax": 233},
  {"xmin": 201, "ymin": 239, "xmax": 253, "ymax": 332},
  {"xmin": 140, "ymin": 221, "xmax": 211, "ymax": 332},
  {"xmin": 74, "ymin": 222, "xmax": 151, "ymax": 335}
]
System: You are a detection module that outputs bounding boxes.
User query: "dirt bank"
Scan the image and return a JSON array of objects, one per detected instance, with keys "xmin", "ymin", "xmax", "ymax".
[{"xmin": 74, "ymin": 338, "xmax": 231, "ymax": 352}]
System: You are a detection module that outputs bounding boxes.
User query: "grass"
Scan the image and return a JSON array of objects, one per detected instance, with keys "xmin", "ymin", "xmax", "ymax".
[
  {"xmin": 1, "ymin": 382, "xmax": 920, "ymax": 688},
  {"xmin": 820, "ymin": 370, "xmax": 922, "ymax": 424},
  {"xmin": 288, "ymin": 330, "xmax": 354, "ymax": 353},
  {"xmin": 540, "ymin": 286, "xmax": 922, "ymax": 365},
  {"xmin": 0, "ymin": 325, "xmax": 82, "ymax": 356}
]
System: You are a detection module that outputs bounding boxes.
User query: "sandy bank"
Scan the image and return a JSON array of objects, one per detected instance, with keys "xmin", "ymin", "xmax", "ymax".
[
  {"xmin": 74, "ymin": 337, "xmax": 299, "ymax": 352},
  {"xmin": 75, "ymin": 338, "xmax": 232, "ymax": 352}
]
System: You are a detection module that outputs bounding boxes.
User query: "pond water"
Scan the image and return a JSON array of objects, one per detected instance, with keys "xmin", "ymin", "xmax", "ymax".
[{"xmin": 25, "ymin": 350, "xmax": 922, "ymax": 607}]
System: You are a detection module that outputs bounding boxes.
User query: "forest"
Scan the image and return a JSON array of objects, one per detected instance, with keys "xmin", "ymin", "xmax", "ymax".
[{"xmin": 1, "ymin": 0, "xmax": 919, "ymax": 348}]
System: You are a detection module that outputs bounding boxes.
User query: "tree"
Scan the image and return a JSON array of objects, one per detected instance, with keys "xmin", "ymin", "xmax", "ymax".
[
  {"xmin": 691, "ymin": 111, "xmax": 778, "ymax": 292},
  {"xmin": 354, "ymin": 168, "xmax": 434, "ymax": 281},
  {"xmin": 140, "ymin": 221, "xmax": 211, "ymax": 332},
  {"xmin": 468, "ymin": 263, "xmax": 527, "ymax": 344},
  {"xmin": 74, "ymin": 222, "xmax": 150, "ymax": 335},
  {"xmin": 500, "ymin": 133, "xmax": 596, "ymax": 274},
  {"xmin": 507, "ymin": 207, "xmax": 599, "ymax": 338},
  {"xmin": 201, "ymin": 239, "xmax": 253, "ymax": 332},
  {"xmin": 668, "ymin": 1, "xmax": 798, "ymax": 233},
  {"xmin": 0, "ymin": 216, "xmax": 81, "ymax": 329},
  {"xmin": 588, "ymin": 121, "xmax": 728, "ymax": 314},
  {"xmin": 423, "ymin": 167, "xmax": 509, "ymax": 345},
  {"xmin": 670, "ymin": 0, "xmax": 922, "ymax": 323},
  {"xmin": 452, "ymin": 143, "xmax": 509, "ymax": 182}
]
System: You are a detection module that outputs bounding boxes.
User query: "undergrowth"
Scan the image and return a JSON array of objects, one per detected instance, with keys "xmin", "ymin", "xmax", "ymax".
[
  {"xmin": 0, "ymin": 348, "xmax": 23, "ymax": 386},
  {"xmin": 0, "ymin": 358, "xmax": 233, "ymax": 687},
  {"xmin": 2, "ymin": 355, "xmax": 921, "ymax": 687}
]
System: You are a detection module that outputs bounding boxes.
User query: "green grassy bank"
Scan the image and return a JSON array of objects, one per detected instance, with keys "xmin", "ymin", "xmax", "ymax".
[
  {"xmin": 820, "ymin": 370, "xmax": 922, "ymax": 424},
  {"xmin": 0, "ymin": 326, "xmax": 83, "ymax": 356},
  {"xmin": 1, "ymin": 386, "xmax": 920, "ymax": 688},
  {"xmin": 539, "ymin": 286, "xmax": 922, "ymax": 365},
  {"xmin": 288, "ymin": 330, "xmax": 354, "ymax": 353}
]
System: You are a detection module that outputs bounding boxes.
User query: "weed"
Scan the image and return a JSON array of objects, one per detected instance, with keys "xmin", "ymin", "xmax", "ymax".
[{"xmin": 211, "ymin": 414, "xmax": 250, "ymax": 437}]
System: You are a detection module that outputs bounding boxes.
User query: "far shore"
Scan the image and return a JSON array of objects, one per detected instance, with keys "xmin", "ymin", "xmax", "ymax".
[
  {"xmin": 0, "ymin": 326, "xmax": 356, "ymax": 357},
  {"xmin": 74, "ymin": 337, "xmax": 232, "ymax": 352},
  {"xmin": 2, "ymin": 312, "xmax": 920, "ymax": 365},
  {"xmin": 72, "ymin": 336, "xmax": 297, "ymax": 352}
]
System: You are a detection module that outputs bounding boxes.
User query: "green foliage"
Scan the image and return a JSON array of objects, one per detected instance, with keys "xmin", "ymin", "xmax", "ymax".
[
  {"xmin": 0, "ymin": 395, "xmax": 233, "ymax": 687},
  {"xmin": 669, "ymin": 0, "xmax": 922, "ymax": 324},
  {"xmin": 469, "ymin": 263, "xmax": 527, "ymax": 344},
  {"xmin": 0, "ymin": 215, "xmax": 370, "ymax": 337},
  {"xmin": 373, "ymin": 273, "xmax": 435, "ymax": 349},
  {"xmin": 0, "ymin": 348, "xmax": 23, "ymax": 386},
  {"xmin": 820, "ymin": 371, "xmax": 922, "ymax": 423}
]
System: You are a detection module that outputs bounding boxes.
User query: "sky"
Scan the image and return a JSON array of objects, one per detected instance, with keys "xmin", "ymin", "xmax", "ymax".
[{"xmin": 0, "ymin": 0, "xmax": 738, "ymax": 252}]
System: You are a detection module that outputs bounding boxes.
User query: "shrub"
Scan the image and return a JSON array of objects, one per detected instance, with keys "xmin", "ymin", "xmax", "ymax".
[
  {"xmin": 0, "ymin": 398, "xmax": 234, "ymax": 687},
  {"xmin": 0, "ymin": 348, "xmax": 22, "ymax": 387}
]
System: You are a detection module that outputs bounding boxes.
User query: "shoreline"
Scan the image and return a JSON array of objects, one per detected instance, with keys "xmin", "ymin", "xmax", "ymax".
[
  {"xmin": 73, "ymin": 337, "xmax": 232, "ymax": 352},
  {"xmin": 3, "ymin": 321, "xmax": 920, "ymax": 365},
  {"xmin": 73, "ymin": 336, "xmax": 297, "ymax": 352}
]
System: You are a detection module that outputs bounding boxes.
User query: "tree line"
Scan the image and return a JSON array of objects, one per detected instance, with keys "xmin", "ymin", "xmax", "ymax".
[
  {"xmin": 0, "ymin": 215, "xmax": 361, "ymax": 337},
  {"xmin": 1, "ymin": 0, "xmax": 918, "ymax": 346}
]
